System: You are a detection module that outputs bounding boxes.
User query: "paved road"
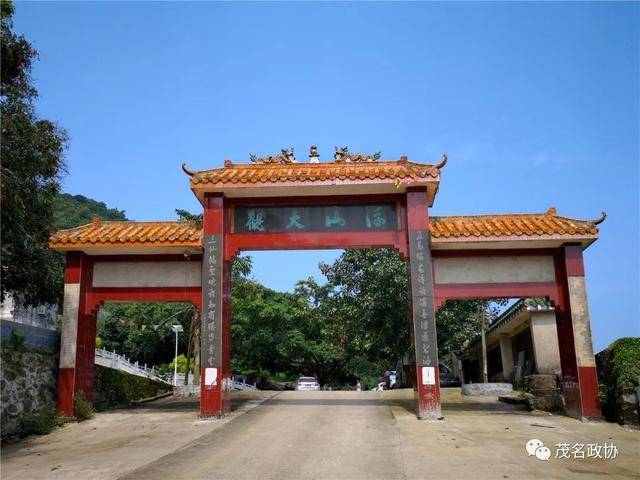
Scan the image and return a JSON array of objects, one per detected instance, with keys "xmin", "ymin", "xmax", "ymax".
[
  {"xmin": 4, "ymin": 390, "xmax": 638, "ymax": 480},
  {"xmin": 121, "ymin": 391, "xmax": 407, "ymax": 480},
  {"xmin": 118, "ymin": 390, "xmax": 640, "ymax": 480}
]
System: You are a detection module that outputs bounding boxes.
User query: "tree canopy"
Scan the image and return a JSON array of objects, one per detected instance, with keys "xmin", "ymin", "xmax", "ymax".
[{"xmin": 1, "ymin": 0, "xmax": 69, "ymax": 306}]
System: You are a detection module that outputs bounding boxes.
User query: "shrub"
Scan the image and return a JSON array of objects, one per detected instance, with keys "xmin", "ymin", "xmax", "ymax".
[
  {"xmin": 20, "ymin": 408, "xmax": 57, "ymax": 436},
  {"xmin": 598, "ymin": 337, "xmax": 640, "ymax": 424},
  {"xmin": 93, "ymin": 365, "xmax": 171, "ymax": 410},
  {"xmin": 156, "ymin": 354, "xmax": 193, "ymax": 377},
  {"xmin": 73, "ymin": 392, "xmax": 95, "ymax": 421},
  {"xmin": 609, "ymin": 338, "xmax": 640, "ymax": 391},
  {"xmin": 8, "ymin": 329, "xmax": 26, "ymax": 352}
]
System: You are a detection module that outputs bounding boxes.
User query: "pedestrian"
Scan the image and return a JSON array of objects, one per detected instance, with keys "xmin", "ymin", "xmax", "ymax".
[{"xmin": 356, "ymin": 381, "xmax": 362, "ymax": 392}]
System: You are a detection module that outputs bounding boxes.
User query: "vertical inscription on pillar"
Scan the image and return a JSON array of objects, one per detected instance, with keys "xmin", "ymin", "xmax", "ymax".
[
  {"xmin": 202, "ymin": 234, "xmax": 222, "ymax": 378},
  {"xmin": 409, "ymin": 230, "xmax": 438, "ymax": 367}
]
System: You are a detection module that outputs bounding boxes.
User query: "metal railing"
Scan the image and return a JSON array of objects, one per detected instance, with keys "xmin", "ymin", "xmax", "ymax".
[
  {"xmin": 231, "ymin": 378, "xmax": 258, "ymax": 391},
  {"xmin": 95, "ymin": 348, "xmax": 170, "ymax": 384}
]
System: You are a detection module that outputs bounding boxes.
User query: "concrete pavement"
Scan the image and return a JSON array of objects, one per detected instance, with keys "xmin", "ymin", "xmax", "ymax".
[{"xmin": 2, "ymin": 389, "xmax": 639, "ymax": 480}]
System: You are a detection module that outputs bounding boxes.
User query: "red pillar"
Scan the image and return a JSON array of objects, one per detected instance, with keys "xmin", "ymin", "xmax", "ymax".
[
  {"xmin": 200, "ymin": 193, "xmax": 232, "ymax": 416},
  {"xmin": 75, "ymin": 312, "xmax": 97, "ymax": 401},
  {"xmin": 57, "ymin": 251, "xmax": 94, "ymax": 416},
  {"xmin": 555, "ymin": 244, "xmax": 601, "ymax": 419},
  {"xmin": 406, "ymin": 188, "xmax": 442, "ymax": 420}
]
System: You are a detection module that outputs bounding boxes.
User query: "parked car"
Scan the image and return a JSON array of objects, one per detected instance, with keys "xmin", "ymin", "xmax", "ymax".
[{"xmin": 295, "ymin": 376, "xmax": 321, "ymax": 391}]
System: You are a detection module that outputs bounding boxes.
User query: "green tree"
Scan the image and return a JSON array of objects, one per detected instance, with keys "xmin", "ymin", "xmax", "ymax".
[
  {"xmin": 315, "ymin": 249, "xmax": 412, "ymax": 366},
  {"xmin": 175, "ymin": 208, "xmax": 203, "ymax": 223},
  {"xmin": 310, "ymin": 249, "xmax": 506, "ymax": 367},
  {"xmin": 97, "ymin": 302, "xmax": 195, "ymax": 366},
  {"xmin": 1, "ymin": 0, "xmax": 68, "ymax": 306},
  {"xmin": 231, "ymin": 276, "xmax": 343, "ymax": 385}
]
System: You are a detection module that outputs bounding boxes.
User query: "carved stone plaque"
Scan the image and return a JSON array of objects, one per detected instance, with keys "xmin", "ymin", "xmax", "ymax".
[
  {"xmin": 202, "ymin": 234, "xmax": 222, "ymax": 369},
  {"xmin": 409, "ymin": 230, "xmax": 438, "ymax": 367}
]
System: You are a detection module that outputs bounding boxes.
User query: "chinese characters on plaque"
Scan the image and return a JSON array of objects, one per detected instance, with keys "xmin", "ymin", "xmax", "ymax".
[
  {"xmin": 202, "ymin": 234, "xmax": 222, "ymax": 375},
  {"xmin": 234, "ymin": 204, "xmax": 397, "ymax": 233},
  {"xmin": 409, "ymin": 230, "xmax": 437, "ymax": 368}
]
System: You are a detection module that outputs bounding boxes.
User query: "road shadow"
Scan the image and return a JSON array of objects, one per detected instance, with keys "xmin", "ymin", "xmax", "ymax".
[
  {"xmin": 384, "ymin": 395, "xmax": 529, "ymax": 416},
  {"xmin": 264, "ymin": 397, "xmax": 391, "ymax": 407},
  {"xmin": 104, "ymin": 389, "xmax": 529, "ymax": 418},
  {"xmin": 106, "ymin": 395, "xmax": 263, "ymax": 414}
]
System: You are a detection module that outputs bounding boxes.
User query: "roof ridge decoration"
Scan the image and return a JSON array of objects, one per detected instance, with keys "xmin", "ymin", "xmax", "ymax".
[
  {"xmin": 249, "ymin": 148, "xmax": 297, "ymax": 165},
  {"xmin": 333, "ymin": 146, "xmax": 381, "ymax": 163},
  {"xmin": 182, "ymin": 163, "xmax": 196, "ymax": 176},
  {"xmin": 182, "ymin": 148, "xmax": 448, "ymax": 180},
  {"xmin": 591, "ymin": 211, "xmax": 607, "ymax": 225},
  {"xmin": 433, "ymin": 153, "xmax": 448, "ymax": 169},
  {"xmin": 184, "ymin": 152, "xmax": 448, "ymax": 188}
]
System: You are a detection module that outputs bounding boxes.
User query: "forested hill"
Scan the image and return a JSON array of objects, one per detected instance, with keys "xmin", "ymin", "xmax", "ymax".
[{"xmin": 53, "ymin": 193, "xmax": 128, "ymax": 230}]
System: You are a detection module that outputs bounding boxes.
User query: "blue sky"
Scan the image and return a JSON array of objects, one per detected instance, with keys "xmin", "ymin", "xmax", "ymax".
[{"xmin": 14, "ymin": 1, "xmax": 638, "ymax": 351}]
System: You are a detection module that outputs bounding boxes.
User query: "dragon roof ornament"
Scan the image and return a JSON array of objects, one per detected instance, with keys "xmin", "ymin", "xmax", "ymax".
[
  {"xmin": 333, "ymin": 146, "xmax": 381, "ymax": 163},
  {"xmin": 249, "ymin": 148, "xmax": 297, "ymax": 164}
]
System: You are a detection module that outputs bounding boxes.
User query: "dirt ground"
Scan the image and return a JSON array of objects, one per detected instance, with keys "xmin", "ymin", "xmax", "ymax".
[{"xmin": 1, "ymin": 389, "xmax": 638, "ymax": 480}]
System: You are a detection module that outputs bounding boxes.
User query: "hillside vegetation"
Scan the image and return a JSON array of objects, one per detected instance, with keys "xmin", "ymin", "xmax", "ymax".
[{"xmin": 53, "ymin": 193, "xmax": 127, "ymax": 230}]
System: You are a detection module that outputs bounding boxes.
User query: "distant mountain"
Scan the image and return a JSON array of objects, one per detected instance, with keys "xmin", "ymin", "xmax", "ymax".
[{"xmin": 53, "ymin": 193, "xmax": 128, "ymax": 230}]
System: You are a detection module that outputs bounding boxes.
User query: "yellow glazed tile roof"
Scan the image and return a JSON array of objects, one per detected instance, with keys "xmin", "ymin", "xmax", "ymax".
[
  {"xmin": 50, "ymin": 208, "xmax": 602, "ymax": 250},
  {"xmin": 429, "ymin": 208, "xmax": 602, "ymax": 239},
  {"xmin": 50, "ymin": 219, "xmax": 202, "ymax": 249}
]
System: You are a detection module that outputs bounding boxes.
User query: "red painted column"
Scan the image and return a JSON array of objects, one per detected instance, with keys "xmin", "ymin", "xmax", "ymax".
[
  {"xmin": 75, "ymin": 312, "xmax": 97, "ymax": 401},
  {"xmin": 200, "ymin": 193, "xmax": 231, "ymax": 416},
  {"xmin": 57, "ymin": 251, "xmax": 93, "ymax": 416},
  {"xmin": 406, "ymin": 188, "xmax": 442, "ymax": 420},
  {"xmin": 555, "ymin": 244, "xmax": 601, "ymax": 419}
]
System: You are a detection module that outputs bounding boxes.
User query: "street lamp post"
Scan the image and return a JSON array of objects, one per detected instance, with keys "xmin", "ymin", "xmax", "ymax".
[{"xmin": 171, "ymin": 325, "xmax": 184, "ymax": 386}]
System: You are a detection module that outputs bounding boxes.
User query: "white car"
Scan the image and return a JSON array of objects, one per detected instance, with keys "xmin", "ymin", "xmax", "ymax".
[{"xmin": 295, "ymin": 376, "xmax": 321, "ymax": 391}]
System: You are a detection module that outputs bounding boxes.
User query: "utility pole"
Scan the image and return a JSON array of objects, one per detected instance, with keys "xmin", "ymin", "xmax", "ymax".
[
  {"xmin": 171, "ymin": 324, "xmax": 184, "ymax": 386},
  {"xmin": 184, "ymin": 309, "xmax": 199, "ymax": 386},
  {"xmin": 192, "ymin": 320, "xmax": 201, "ymax": 386},
  {"xmin": 480, "ymin": 303, "xmax": 488, "ymax": 383}
]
